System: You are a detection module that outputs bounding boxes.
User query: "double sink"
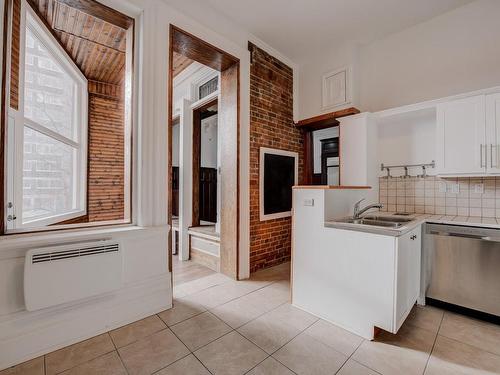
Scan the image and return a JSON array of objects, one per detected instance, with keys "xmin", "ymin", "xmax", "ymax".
[{"xmin": 336, "ymin": 215, "xmax": 413, "ymax": 228}]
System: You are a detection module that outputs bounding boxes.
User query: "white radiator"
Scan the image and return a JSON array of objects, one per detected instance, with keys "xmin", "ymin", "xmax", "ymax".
[{"xmin": 24, "ymin": 240, "xmax": 123, "ymax": 311}]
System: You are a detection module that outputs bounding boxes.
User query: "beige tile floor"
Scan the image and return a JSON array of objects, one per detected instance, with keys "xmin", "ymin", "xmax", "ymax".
[{"xmin": 3, "ymin": 262, "xmax": 500, "ymax": 375}]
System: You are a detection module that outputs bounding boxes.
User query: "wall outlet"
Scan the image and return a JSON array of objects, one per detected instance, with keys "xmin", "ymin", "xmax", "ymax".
[
  {"xmin": 303, "ymin": 199, "xmax": 314, "ymax": 207},
  {"xmin": 450, "ymin": 183, "xmax": 460, "ymax": 194},
  {"xmin": 474, "ymin": 183, "xmax": 484, "ymax": 194}
]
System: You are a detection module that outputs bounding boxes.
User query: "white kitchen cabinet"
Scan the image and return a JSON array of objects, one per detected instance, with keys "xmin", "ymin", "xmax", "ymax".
[
  {"xmin": 339, "ymin": 113, "xmax": 378, "ymax": 188},
  {"xmin": 486, "ymin": 93, "xmax": 500, "ymax": 174},
  {"xmin": 394, "ymin": 226, "xmax": 421, "ymax": 331},
  {"xmin": 292, "ymin": 188, "xmax": 423, "ymax": 339},
  {"xmin": 436, "ymin": 95, "xmax": 486, "ymax": 175}
]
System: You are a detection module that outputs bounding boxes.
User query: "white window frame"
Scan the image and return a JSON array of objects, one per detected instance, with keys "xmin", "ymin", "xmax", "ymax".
[
  {"xmin": 6, "ymin": 0, "xmax": 88, "ymax": 230},
  {"xmin": 259, "ymin": 147, "xmax": 298, "ymax": 221}
]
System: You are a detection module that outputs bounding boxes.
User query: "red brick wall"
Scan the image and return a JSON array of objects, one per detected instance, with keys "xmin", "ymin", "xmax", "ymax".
[{"xmin": 249, "ymin": 43, "xmax": 303, "ymax": 273}]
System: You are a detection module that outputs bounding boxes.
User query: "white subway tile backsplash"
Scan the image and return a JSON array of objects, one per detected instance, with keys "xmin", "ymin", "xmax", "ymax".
[{"xmin": 378, "ymin": 176, "xmax": 500, "ymax": 219}]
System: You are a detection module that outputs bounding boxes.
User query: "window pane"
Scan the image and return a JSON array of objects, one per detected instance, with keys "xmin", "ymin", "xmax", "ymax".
[
  {"xmin": 24, "ymin": 23, "xmax": 77, "ymax": 140},
  {"xmin": 23, "ymin": 127, "xmax": 78, "ymax": 223}
]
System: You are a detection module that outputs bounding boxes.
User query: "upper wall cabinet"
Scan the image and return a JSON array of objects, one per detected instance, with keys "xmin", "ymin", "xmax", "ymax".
[
  {"xmin": 486, "ymin": 93, "xmax": 500, "ymax": 174},
  {"xmin": 436, "ymin": 95, "xmax": 486, "ymax": 175},
  {"xmin": 437, "ymin": 93, "xmax": 500, "ymax": 176}
]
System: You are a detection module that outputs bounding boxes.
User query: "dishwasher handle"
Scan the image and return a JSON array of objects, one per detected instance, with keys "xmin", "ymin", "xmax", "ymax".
[{"xmin": 429, "ymin": 230, "xmax": 500, "ymax": 242}]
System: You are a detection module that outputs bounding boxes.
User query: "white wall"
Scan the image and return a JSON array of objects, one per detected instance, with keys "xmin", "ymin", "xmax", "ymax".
[
  {"xmin": 377, "ymin": 109, "xmax": 437, "ymax": 177},
  {"xmin": 201, "ymin": 114, "xmax": 218, "ymax": 168},
  {"xmin": 299, "ymin": 43, "xmax": 360, "ymax": 120},
  {"xmin": 172, "ymin": 122, "xmax": 179, "ymax": 167},
  {"xmin": 299, "ymin": 0, "xmax": 500, "ymax": 117}
]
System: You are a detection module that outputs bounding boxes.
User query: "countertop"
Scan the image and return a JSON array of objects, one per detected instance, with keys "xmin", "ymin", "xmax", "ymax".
[{"xmin": 325, "ymin": 212, "xmax": 500, "ymax": 236}]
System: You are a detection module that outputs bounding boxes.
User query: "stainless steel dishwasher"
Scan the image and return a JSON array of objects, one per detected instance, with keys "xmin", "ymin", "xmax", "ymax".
[{"xmin": 424, "ymin": 223, "xmax": 500, "ymax": 317}]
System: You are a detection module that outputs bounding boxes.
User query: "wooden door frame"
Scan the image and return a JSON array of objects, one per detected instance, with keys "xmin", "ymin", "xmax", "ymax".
[{"xmin": 168, "ymin": 25, "xmax": 240, "ymax": 279}]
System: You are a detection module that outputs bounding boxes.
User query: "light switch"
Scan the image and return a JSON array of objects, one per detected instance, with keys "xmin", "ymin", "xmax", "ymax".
[
  {"xmin": 303, "ymin": 199, "xmax": 315, "ymax": 207},
  {"xmin": 474, "ymin": 183, "xmax": 484, "ymax": 194}
]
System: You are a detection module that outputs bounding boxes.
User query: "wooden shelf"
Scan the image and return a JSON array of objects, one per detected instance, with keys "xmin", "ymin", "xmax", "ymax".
[{"xmin": 295, "ymin": 107, "xmax": 360, "ymax": 130}]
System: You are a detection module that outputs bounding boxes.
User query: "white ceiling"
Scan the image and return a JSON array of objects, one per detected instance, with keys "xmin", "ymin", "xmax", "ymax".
[{"xmin": 164, "ymin": 0, "xmax": 473, "ymax": 61}]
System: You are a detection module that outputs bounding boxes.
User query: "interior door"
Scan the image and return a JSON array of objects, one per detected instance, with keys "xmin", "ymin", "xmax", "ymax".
[
  {"xmin": 486, "ymin": 93, "xmax": 500, "ymax": 174},
  {"xmin": 436, "ymin": 95, "xmax": 486, "ymax": 175}
]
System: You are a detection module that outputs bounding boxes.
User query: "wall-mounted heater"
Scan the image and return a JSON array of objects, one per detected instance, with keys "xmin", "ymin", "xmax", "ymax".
[{"xmin": 24, "ymin": 240, "xmax": 123, "ymax": 311}]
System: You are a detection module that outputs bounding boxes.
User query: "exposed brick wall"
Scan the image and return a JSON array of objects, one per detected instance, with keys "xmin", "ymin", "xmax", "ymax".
[{"xmin": 249, "ymin": 43, "xmax": 303, "ymax": 273}]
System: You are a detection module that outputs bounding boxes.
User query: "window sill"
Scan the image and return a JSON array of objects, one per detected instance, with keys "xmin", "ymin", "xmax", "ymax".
[{"xmin": 0, "ymin": 224, "xmax": 169, "ymax": 258}]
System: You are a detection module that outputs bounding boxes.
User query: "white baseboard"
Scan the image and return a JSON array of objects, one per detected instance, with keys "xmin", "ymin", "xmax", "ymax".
[{"xmin": 0, "ymin": 273, "xmax": 172, "ymax": 370}]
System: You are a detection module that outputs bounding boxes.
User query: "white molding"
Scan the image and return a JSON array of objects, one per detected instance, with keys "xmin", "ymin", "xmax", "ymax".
[
  {"xmin": 259, "ymin": 147, "xmax": 298, "ymax": 222},
  {"xmin": 374, "ymin": 85, "xmax": 500, "ymax": 119}
]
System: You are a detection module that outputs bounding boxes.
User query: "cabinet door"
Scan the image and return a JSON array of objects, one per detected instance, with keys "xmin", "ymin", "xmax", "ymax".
[
  {"xmin": 394, "ymin": 226, "xmax": 421, "ymax": 332},
  {"xmin": 436, "ymin": 95, "xmax": 486, "ymax": 175},
  {"xmin": 486, "ymin": 93, "xmax": 500, "ymax": 174}
]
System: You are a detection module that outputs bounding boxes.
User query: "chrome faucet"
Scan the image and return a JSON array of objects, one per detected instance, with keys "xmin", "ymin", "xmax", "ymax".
[{"xmin": 353, "ymin": 199, "xmax": 384, "ymax": 219}]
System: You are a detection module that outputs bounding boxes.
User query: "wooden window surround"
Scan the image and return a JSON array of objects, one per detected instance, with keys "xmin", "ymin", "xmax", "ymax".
[{"xmin": 0, "ymin": 0, "xmax": 135, "ymax": 234}]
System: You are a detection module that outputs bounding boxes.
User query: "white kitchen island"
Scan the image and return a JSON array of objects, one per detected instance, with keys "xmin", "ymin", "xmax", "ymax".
[{"xmin": 292, "ymin": 186, "xmax": 422, "ymax": 340}]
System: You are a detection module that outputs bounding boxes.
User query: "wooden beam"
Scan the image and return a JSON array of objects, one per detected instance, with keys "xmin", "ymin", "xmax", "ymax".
[
  {"xmin": 56, "ymin": 0, "xmax": 133, "ymax": 30},
  {"xmin": 171, "ymin": 25, "xmax": 239, "ymax": 72},
  {"xmin": 296, "ymin": 107, "xmax": 360, "ymax": 130}
]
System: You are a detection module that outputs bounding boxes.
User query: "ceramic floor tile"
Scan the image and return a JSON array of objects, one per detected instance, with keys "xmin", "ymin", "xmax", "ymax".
[
  {"xmin": 0, "ymin": 357, "xmax": 44, "ymax": 375},
  {"xmin": 304, "ymin": 319, "xmax": 364, "ymax": 356},
  {"xmin": 158, "ymin": 298, "xmax": 206, "ymax": 326},
  {"xmin": 110, "ymin": 315, "xmax": 166, "ymax": 348},
  {"xmin": 45, "ymin": 333, "xmax": 115, "ymax": 375},
  {"xmin": 59, "ymin": 352, "xmax": 126, "ymax": 375},
  {"xmin": 352, "ymin": 324, "xmax": 436, "ymax": 375},
  {"xmin": 155, "ymin": 354, "xmax": 210, "ymax": 375},
  {"xmin": 170, "ymin": 311, "xmax": 232, "ymax": 351},
  {"xmin": 238, "ymin": 303, "xmax": 318, "ymax": 354},
  {"xmin": 179, "ymin": 273, "xmax": 232, "ymax": 296},
  {"xmin": 194, "ymin": 331, "xmax": 267, "ymax": 375},
  {"xmin": 273, "ymin": 332, "xmax": 347, "ymax": 375},
  {"xmin": 337, "ymin": 359, "xmax": 379, "ymax": 375},
  {"xmin": 118, "ymin": 329, "xmax": 189, "ymax": 375},
  {"xmin": 184, "ymin": 281, "xmax": 265, "ymax": 309},
  {"xmin": 405, "ymin": 305, "xmax": 444, "ymax": 333},
  {"xmin": 439, "ymin": 312, "xmax": 500, "ymax": 356},
  {"xmin": 246, "ymin": 357, "xmax": 294, "ymax": 375},
  {"xmin": 425, "ymin": 335, "xmax": 500, "ymax": 375},
  {"xmin": 211, "ymin": 282, "xmax": 289, "ymax": 329}
]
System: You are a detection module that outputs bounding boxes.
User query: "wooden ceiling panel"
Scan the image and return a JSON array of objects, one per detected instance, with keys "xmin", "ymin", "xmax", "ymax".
[
  {"xmin": 29, "ymin": 0, "xmax": 131, "ymax": 85},
  {"xmin": 172, "ymin": 52, "xmax": 194, "ymax": 77}
]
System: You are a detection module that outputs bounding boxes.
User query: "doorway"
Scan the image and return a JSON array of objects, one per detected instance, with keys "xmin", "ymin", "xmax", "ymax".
[{"xmin": 168, "ymin": 25, "xmax": 240, "ymax": 288}]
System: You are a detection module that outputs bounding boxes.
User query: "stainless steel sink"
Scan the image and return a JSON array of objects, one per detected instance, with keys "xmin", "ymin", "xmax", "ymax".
[
  {"xmin": 337, "ymin": 218, "xmax": 403, "ymax": 228},
  {"xmin": 363, "ymin": 215, "xmax": 413, "ymax": 223}
]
